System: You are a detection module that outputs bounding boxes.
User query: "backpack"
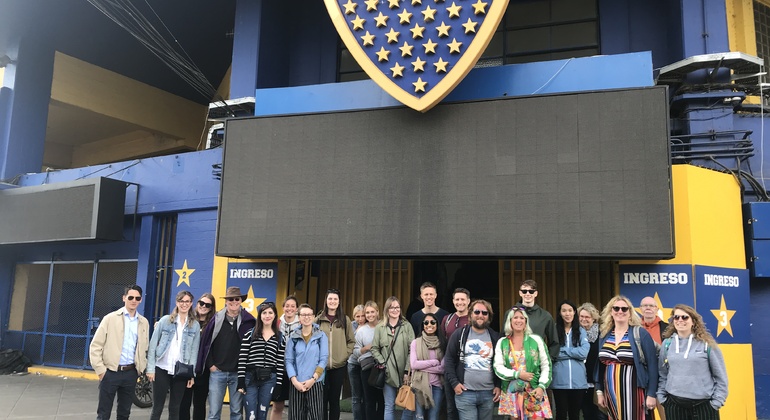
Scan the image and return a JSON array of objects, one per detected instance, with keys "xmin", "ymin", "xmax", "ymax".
[{"xmin": 632, "ymin": 326, "xmax": 661, "ymax": 368}]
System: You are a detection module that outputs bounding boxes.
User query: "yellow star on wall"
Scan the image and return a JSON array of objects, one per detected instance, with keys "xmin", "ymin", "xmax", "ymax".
[
  {"xmin": 389, "ymin": 0, "xmax": 400, "ymax": 8},
  {"xmin": 376, "ymin": 46, "xmax": 391, "ymax": 62},
  {"xmin": 374, "ymin": 12, "xmax": 389, "ymax": 27},
  {"xmin": 436, "ymin": 21, "xmax": 451, "ymax": 37},
  {"xmin": 399, "ymin": 41, "xmax": 414, "ymax": 57},
  {"xmin": 386, "ymin": 28, "xmax": 401, "ymax": 43},
  {"xmin": 398, "ymin": 9, "xmax": 413, "ymax": 24},
  {"xmin": 447, "ymin": 38, "xmax": 463, "ymax": 53},
  {"xmin": 413, "ymin": 77, "xmax": 427, "ymax": 92},
  {"xmin": 361, "ymin": 31, "xmax": 376, "ymax": 46},
  {"xmin": 351, "ymin": 15, "xmax": 366, "ymax": 31},
  {"xmin": 412, "ymin": 0, "xmax": 422, "ymax": 4},
  {"xmin": 411, "ymin": 23, "xmax": 425, "ymax": 39},
  {"xmin": 243, "ymin": 286, "xmax": 266, "ymax": 317},
  {"xmin": 446, "ymin": 2, "xmax": 462, "ymax": 18},
  {"xmin": 462, "ymin": 18, "xmax": 478, "ymax": 34},
  {"xmin": 390, "ymin": 62, "xmax": 405, "ymax": 77},
  {"xmin": 343, "ymin": 0, "xmax": 358, "ymax": 14},
  {"xmin": 365, "ymin": 0, "xmax": 379, "ymax": 11},
  {"xmin": 422, "ymin": 5, "xmax": 437, "ymax": 22},
  {"xmin": 472, "ymin": 0, "xmax": 487, "ymax": 15},
  {"xmin": 434, "ymin": 57, "xmax": 449, "ymax": 72},
  {"xmin": 710, "ymin": 295, "xmax": 736, "ymax": 337},
  {"xmin": 412, "ymin": 56, "xmax": 426, "ymax": 72},
  {"xmin": 423, "ymin": 39, "xmax": 438, "ymax": 54},
  {"xmin": 175, "ymin": 260, "xmax": 195, "ymax": 287}
]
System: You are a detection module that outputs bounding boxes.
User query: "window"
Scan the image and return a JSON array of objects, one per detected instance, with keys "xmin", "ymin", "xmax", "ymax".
[{"xmin": 337, "ymin": 0, "xmax": 599, "ymax": 81}]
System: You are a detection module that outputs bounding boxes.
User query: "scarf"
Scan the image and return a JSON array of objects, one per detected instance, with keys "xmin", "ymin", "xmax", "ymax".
[
  {"xmin": 585, "ymin": 323, "xmax": 599, "ymax": 343},
  {"xmin": 412, "ymin": 333, "xmax": 444, "ymax": 409}
]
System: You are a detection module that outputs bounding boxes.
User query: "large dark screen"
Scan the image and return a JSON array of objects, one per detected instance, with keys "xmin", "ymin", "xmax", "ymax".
[{"xmin": 218, "ymin": 87, "xmax": 672, "ymax": 258}]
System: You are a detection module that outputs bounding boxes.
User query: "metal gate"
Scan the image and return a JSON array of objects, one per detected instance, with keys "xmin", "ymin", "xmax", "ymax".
[{"xmin": 5, "ymin": 260, "xmax": 137, "ymax": 368}]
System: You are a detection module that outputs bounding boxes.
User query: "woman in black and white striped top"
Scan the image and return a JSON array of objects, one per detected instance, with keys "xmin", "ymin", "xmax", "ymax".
[{"xmin": 237, "ymin": 301, "xmax": 285, "ymax": 420}]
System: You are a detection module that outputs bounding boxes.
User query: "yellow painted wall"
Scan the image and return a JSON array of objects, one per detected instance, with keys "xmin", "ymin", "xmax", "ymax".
[
  {"xmin": 722, "ymin": 344, "xmax": 758, "ymax": 418},
  {"xmin": 210, "ymin": 256, "xmax": 288, "ymax": 319}
]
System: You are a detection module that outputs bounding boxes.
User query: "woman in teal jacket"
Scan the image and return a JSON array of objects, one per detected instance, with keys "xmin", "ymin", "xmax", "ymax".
[
  {"xmin": 285, "ymin": 303, "xmax": 329, "ymax": 420},
  {"xmin": 147, "ymin": 290, "xmax": 201, "ymax": 420}
]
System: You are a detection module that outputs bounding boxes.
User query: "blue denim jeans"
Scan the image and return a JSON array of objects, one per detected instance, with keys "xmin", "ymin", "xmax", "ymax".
[
  {"xmin": 415, "ymin": 385, "xmax": 444, "ymax": 420},
  {"xmin": 208, "ymin": 370, "xmax": 242, "ymax": 420},
  {"xmin": 384, "ymin": 384, "xmax": 414, "ymax": 420},
  {"xmin": 347, "ymin": 363, "xmax": 364, "ymax": 420},
  {"xmin": 244, "ymin": 372, "xmax": 276, "ymax": 420},
  {"xmin": 455, "ymin": 389, "xmax": 495, "ymax": 420}
]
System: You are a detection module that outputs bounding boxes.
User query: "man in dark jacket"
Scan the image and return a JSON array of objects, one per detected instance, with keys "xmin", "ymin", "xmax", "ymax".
[
  {"xmin": 516, "ymin": 279, "xmax": 559, "ymax": 359},
  {"xmin": 196, "ymin": 287, "xmax": 256, "ymax": 420},
  {"xmin": 444, "ymin": 300, "xmax": 501, "ymax": 420}
]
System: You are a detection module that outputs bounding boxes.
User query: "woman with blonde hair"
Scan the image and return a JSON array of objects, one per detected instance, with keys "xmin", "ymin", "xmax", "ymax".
[
  {"xmin": 371, "ymin": 296, "xmax": 416, "ymax": 420},
  {"xmin": 356, "ymin": 301, "xmax": 384, "ymax": 420},
  {"xmin": 657, "ymin": 304, "xmax": 728, "ymax": 420},
  {"xmin": 595, "ymin": 295, "xmax": 658, "ymax": 420},
  {"xmin": 348, "ymin": 304, "xmax": 367, "ymax": 420},
  {"xmin": 147, "ymin": 290, "xmax": 201, "ymax": 420},
  {"xmin": 577, "ymin": 302, "xmax": 606, "ymax": 420}
]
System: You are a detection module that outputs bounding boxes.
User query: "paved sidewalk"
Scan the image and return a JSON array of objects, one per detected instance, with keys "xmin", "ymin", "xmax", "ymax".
[{"xmin": 0, "ymin": 372, "xmax": 356, "ymax": 419}]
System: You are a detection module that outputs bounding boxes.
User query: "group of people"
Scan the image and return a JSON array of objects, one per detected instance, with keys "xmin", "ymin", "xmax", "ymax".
[{"xmin": 88, "ymin": 281, "xmax": 729, "ymax": 420}]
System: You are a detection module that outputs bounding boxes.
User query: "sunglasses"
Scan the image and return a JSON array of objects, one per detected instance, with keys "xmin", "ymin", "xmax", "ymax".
[
  {"xmin": 473, "ymin": 309, "xmax": 489, "ymax": 316},
  {"xmin": 673, "ymin": 314, "xmax": 690, "ymax": 321},
  {"xmin": 126, "ymin": 295, "xmax": 142, "ymax": 301},
  {"xmin": 612, "ymin": 306, "xmax": 630, "ymax": 313},
  {"xmin": 198, "ymin": 301, "xmax": 213, "ymax": 308},
  {"xmin": 327, "ymin": 288, "xmax": 340, "ymax": 294},
  {"xmin": 423, "ymin": 320, "xmax": 437, "ymax": 326},
  {"xmin": 519, "ymin": 289, "xmax": 536, "ymax": 295},
  {"xmin": 226, "ymin": 297, "xmax": 242, "ymax": 302},
  {"xmin": 259, "ymin": 301, "xmax": 276, "ymax": 309}
]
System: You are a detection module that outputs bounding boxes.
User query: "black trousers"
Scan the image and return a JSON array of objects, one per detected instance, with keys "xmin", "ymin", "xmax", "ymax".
[
  {"xmin": 179, "ymin": 369, "xmax": 209, "ymax": 420},
  {"xmin": 361, "ymin": 368, "xmax": 385, "ymax": 420},
  {"xmin": 150, "ymin": 367, "xmax": 190, "ymax": 420},
  {"xmin": 553, "ymin": 389, "xmax": 586, "ymax": 420},
  {"xmin": 663, "ymin": 395, "xmax": 720, "ymax": 420},
  {"xmin": 580, "ymin": 388, "xmax": 608, "ymax": 420},
  {"xmin": 290, "ymin": 382, "xmax": 324, "ymax": 420},
  {"xmin": 97, "ymin": 369, "xmax": 139, "ymax": 420},
  {"xmin": 323, "ymin": 365, "xmax": 347, "ymax": 420}
]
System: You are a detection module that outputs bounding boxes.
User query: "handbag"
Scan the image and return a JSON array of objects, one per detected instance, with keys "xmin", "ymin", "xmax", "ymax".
[
  {"xmin": 174, "ymin": 361, "xmax": 194, "ymax": 379},
  {"xmin": 395, "ymin": 367, "xmax": 415, "ymax": 411},
  {"xmin": 255, "ymin": 367, "xmax": 273, "ymax": 381},
  {"xmin": 360, "ymin": 356, "xmax": 376, "ymax": 371},
  {"xmin": 368, "ymin": 322, "xmax": 402, "ymax": 389}
]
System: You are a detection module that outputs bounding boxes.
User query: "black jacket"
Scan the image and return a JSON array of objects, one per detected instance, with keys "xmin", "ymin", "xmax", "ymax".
[{"xmin": 444, "ymin": 325, "xmax": 501, "ymax": 390}]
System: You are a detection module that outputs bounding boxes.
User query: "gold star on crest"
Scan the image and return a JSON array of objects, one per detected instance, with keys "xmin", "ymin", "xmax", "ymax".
[
  {"xmin": 434, "ymin": 57, "xmax": 449, "ymax": 72},
  {"xmin": 390, "ymin": 62, "xmax": 405, "ymax": 77},
  {"xmin": 376, "ymin": 46, "xmax": 391, "ymax": 62},
  {"xmin": 343, "ymin": 0, "xmax": 358, "ymax": 14},
  {"xmin": 436, "ymin": 21, "xmax": 451, "ymax": 37},
  {"xmin": 388, "ymin": 0, "xmax": 400, "ymax": 8},
  {"xmin": 422, "ymin": 39, "xmax": 438, "ymax": 54},
  {"xmin": 386, "ymin": 28, "xmax": 400, "ymax": 43},
  {"xmin": 411, "ymin": 23, "xmax": 425, "ymax": 39},
  {"xmin": 361, "ymin": 31, "xmax": 376, "ymax": 46},
  {"xmin": 374, "ymin": 12, "xmax": 389, "ymax": 27},
  {"xmin": 412, "ymin": 56, "xmax": 426, "ymax": 72},
  {"xmin": 365, "ymin": 0, "xmax": 379, "ymax": 11},
  {"xmin": 398, "ymin": 9, "xmax": 413, "ymax": 24},
  {"xmin": 710, "ymin": 295, "xmax": 737, "ymax": 337},
  {"xmin": 175, "ymin": 260, "xmax": 195, "ymax": 287},
  {"xmin": 447, "ymin": 38, "xmax": 462, "ymax": 53},
  {"xmin": 422, "ymin": 5, "xmax": 437, "ymax": 22},
  {"xmin": 351, "ymin": 15, "xmax": 366, "ymax": 31},
  {"xmin": 412, "ymin": 0, "xmax": 422, "ymax": 4},
  {"xmin": 472, "ymin": 0, "xmax": 487, "ymax": 15},
  {"xmin": 399, "ymin": 41, "xmax": 414, "ymax": 57},
  {"xmin": 446, "ymin": 2, "xmax": 462, "ymax": 18},
  {"xmin": 462, "ymin": 18, "xmax": 477, "ymax": 33},
  {"xmin": 413, "ymin": 77, "xmax": 427, "ymax": 92}
]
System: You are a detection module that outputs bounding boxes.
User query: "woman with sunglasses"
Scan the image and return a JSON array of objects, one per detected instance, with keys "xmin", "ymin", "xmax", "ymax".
[
  {"xmin": 147, "ymin": 290, "xmax": 201, "ymax": 420},
  {"xmin": 180, "ymin": 293, "xmax": 216, "ymax": 420},
  {"xmin": 551, "ymin": 300, "xmax": 590, "ymax": 420},
  {"xmin": 410, "ymin": 312, "xmax": 446, "ymax": 420},
  {"xmin": 493, "ymin": 307, "xmax": 552, "ymax": 419},
  {"xmin": 286, "ymin": 303, "xmax": 329, "ymax": 420},
  {"xmin": 371, "ymin": 296, "xmax": 416, "ymax": 420},
  {"xmin": 355, "ymin": 301, "xmax": 384, "ymax": 420},
  {"xmin": 237, "ymin": 302, "xmax": 285, "ymax": 420},
  {"xmin": 271, "ymin": 295, "xmax": 300, "ymax": 420},
  {"xmin": 595, "ymin": 295, "xmax": 659, "ymax": 420},
  {"xmin": 657, "ymin": 305, "xmax": 728, "ymax": 420},
  {"xmin": 316, "ymin": 289, "xmax": 356, "ymax": 420}
]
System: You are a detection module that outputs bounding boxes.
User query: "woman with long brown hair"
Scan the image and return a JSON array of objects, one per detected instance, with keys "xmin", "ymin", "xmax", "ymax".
[
  {"xmin": 657, "ymin": 304, "xmax": 728, "ymax": 420},
  {"xmin": 181, "ymin": 292, "xmax": 216, "ymax": 420},
  {"xmin": 316, "ymin": 289, "xmax": 356, "ymax": 420}
]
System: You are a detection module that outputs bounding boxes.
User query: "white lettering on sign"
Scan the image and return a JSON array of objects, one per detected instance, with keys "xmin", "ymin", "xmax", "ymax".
[
  {"xmin": 229, "ymin": 269, "xmax": 275, "ymax": 279},
  {"xmin": 703, "ymin": 274, "xmax": 740, "ymax": 287},
  {"xmin": 622, "ymin": 272, "xmax": 689, "ymax": 285}
]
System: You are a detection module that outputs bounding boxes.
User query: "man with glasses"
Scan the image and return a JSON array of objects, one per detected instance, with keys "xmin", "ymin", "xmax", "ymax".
[
  {"xmin": 516, "ymin": 279, "xmax": 559, "ymax": 360},
  {"xmin": 639, "ymin": 296, "xmax": 668, "ymax": 345},
  {"xmin": 197, "ymin": 286, "xmax": 256, "ymax": 420},
  {"xmin": 90, "ymin": 284, "xmax": 150, "ymax": 420},
  {"xmin": 444, "ymin": 300, "xmax": 501, "ymax": 420}
]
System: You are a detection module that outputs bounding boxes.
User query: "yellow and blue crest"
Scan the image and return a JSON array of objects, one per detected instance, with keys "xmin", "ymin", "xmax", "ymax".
[{"xmin": 324, "ymin": 0, "xmax": 509, "ymax": 112}]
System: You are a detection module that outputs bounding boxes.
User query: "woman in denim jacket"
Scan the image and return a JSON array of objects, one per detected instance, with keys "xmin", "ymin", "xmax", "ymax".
[
  {"xmin": 147, "ymin": 290, "xmax": 201, "ymax": 420},
  {"xmin": 285, "ymin": 303, "xmax": 329, "ymax": 420}
]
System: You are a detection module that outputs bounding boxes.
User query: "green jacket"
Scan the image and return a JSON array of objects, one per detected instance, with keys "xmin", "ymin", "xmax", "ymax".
[
  {"xmin": 371, "ymin": 320, "xmax": 415, "ymax": 388},
  {"xmin": 493, "ymin": 334, "xmax": 552, "ymax": 392},
  {"xmin": 316, "ymin": 314, "xmax": 355, "ymax": 370}
]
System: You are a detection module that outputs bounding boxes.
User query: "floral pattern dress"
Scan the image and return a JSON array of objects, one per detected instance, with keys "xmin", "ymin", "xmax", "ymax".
[{"xmin": 499, "ymin": 348, "xmax": 553, "ymax": 419}]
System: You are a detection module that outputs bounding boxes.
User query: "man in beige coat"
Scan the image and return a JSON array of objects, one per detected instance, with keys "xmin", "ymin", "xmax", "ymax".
[{"xmin": 89, "ymin": 285, "xmax": 149, "ymax": 420}]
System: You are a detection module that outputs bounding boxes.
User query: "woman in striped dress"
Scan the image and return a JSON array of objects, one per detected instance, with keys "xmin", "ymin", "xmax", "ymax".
[
  {"xmin": 595, "ymin": 295, "xmax": 659, "ymax": 420},
  {"xmin": 237, "ymin": 301, "xmax": 286, "ymax": 420}
]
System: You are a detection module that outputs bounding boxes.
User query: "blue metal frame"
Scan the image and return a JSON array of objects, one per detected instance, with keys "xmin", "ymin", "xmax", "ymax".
[{"xmin": 38, "ymin": 256, "xmax": 55, "ymax": 363}]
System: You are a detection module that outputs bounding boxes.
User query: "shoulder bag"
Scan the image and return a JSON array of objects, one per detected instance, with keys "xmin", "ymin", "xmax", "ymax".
[{"xmin": 368, "ymin": 322, "xmax": 402, "ymax": 389}]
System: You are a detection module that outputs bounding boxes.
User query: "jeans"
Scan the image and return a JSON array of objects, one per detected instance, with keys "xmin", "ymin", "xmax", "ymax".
[
  {"xmin": 455, "ymin": 389, "xmax": 495, "ymax": 420},
  {"xmin": 384, "ymin": 384, "xmax": 414, "ymax": 420},
  {"xmin": 244, "ymin": 371, "xmax": 277, "ymax": 420},
  {"xmin": 97, "ymin": 369, "xmax": 138, "ymax": 420},
  {"xmin": 415, "ymin": 385, "xmax": 443, "ymax": 420},
  {"xmin": 151, "ymin": 367, "xmax": 190, "ymax": 420},
  {"xmin": 360, "ymin": 368, "xmax": 384, "ymax": 420},
  {"xmin": 208, "ymin": 370, "xmax": 242, "ymax": 420},
  {"xmin": 348, "ymin": 363, "xmax": 364, "ymax": 420},
  {"xmin": 324, "ymin": 365, "xmax": 347, "ymax": 420}
]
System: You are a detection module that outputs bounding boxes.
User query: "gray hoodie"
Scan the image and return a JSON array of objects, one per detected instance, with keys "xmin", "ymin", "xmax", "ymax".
[{"xmin": 657, "ymin": 334, "xmax": 728, "ymax": 410}]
